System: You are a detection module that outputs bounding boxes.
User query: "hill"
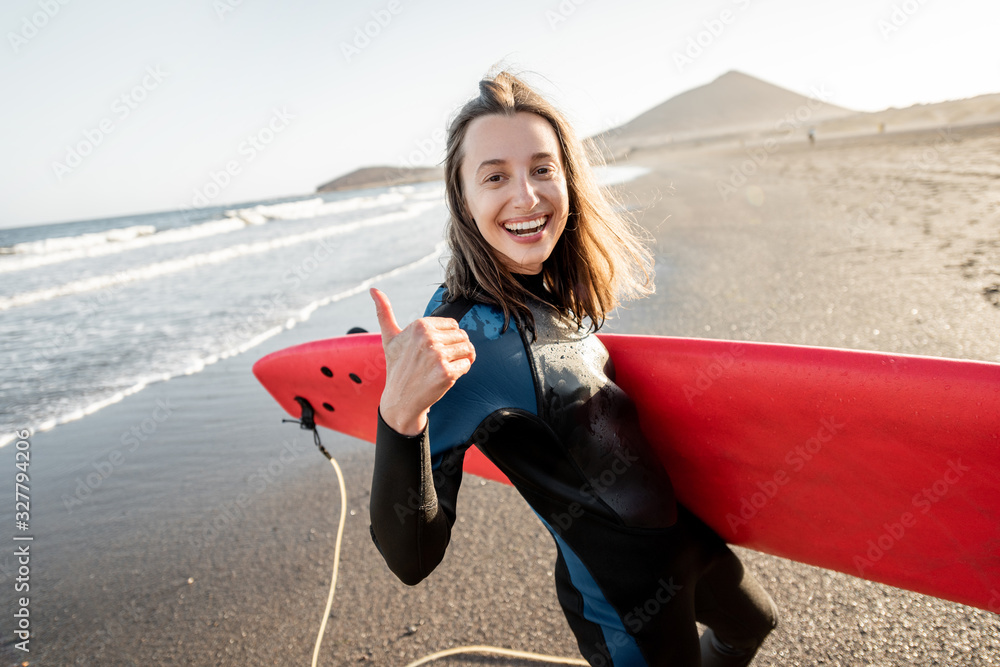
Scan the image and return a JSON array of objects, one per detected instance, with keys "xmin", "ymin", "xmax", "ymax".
[
  {"xmin": 597, "ymin": 71, "xmax": 854, "ymax": 152},
  {"xmin": 317, "ymin": 165, "xmax": 443, "ymax": 193},
  {"xmin": 594, "ymin": 71, "xmax": 1000, "ymax": 156}
]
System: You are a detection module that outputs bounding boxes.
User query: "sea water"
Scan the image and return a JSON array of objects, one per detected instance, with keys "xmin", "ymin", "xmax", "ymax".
[
  {"xmin": 0, "ymin": 167, "xmax": 647, "ymax": 448},
  {"xmin": 0, "ymin": 183, "xmax": 450, "ymax": 447}
]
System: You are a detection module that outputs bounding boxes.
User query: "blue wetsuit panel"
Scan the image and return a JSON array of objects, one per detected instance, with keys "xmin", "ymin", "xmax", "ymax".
[{"xmin": 423, "ymin": 286, "xmax": 537, "ymax": 466}]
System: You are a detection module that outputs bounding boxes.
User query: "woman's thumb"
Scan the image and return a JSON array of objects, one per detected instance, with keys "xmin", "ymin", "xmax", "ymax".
[{"xmin": 370, "ymin": 288, "xmax": 402, "ymax": 342}]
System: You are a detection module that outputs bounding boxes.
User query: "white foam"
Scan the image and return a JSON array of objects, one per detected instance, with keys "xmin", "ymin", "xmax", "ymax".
[
  {"xmin": 6, "ymin": 225, "xmax": 157, "ymax": 256},
  {"xmin": 0, "ymin": 189, "xmax": 422, "ymax": 274},
  {"xmin": 0, "ymin": 218, "xmax": 244, "ymax": 274},
  {"xmin": 0, "ymin": 243, "xmax": 446, "ymax": 449},
  {"xmin": 226, "ymin": 190, "xmax": 411, "ymax": 223},
  {"xmin": 0, "ymin": 202, "xmax": 440, "ymax": 312}
]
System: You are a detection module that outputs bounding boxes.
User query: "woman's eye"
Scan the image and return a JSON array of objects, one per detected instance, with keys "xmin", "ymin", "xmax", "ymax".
[{"xmin": 486, "ymin": 174, "xmax": 503, "ymax": 183}]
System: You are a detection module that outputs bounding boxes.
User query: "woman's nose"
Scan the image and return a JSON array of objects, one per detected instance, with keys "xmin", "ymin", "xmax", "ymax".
[{"xmin": 512, "ymin": 174, "xmax": 540, "ymax": 209}]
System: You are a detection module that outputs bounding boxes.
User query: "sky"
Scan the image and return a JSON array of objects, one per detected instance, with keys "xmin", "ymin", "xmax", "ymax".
[{"xmin": 2, "ymin": 0, "xmax": 998, "ymax": 229}]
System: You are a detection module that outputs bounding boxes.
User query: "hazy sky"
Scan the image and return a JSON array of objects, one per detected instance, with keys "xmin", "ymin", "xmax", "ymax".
[{"xmin": 3, "ymin": 0, "xmax": 998, "ymax": 229}]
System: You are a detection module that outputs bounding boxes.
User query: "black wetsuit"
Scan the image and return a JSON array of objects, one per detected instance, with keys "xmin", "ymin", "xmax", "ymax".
[{"xmin": 370, "ymin": 274, "xmax": 777, "ymax": 666}]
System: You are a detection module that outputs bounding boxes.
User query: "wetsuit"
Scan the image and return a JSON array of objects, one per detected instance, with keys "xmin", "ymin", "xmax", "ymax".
[{"xmin": 370, "ymin": 273, "xmax": 777, "ymax": 666}]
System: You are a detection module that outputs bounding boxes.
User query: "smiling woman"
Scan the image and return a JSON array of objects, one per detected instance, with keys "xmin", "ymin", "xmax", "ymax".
[
  {"xmin": 441, "ymin": 71, "xmax": 655, "ymax": 339},
  {"xmin": 368, "ymin": 71, "xmax": 778, "ymax": 666}
]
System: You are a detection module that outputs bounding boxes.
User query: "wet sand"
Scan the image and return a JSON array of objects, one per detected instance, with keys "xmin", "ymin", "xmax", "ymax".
[{"xmin": 3, "ymin": 123, "xmax": 999, "ymax": 666}]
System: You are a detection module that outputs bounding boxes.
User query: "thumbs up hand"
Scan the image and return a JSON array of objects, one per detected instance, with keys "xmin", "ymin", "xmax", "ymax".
[{"xmin": 370, "ymin": 288, "xmax": 476, "ymax": 436}]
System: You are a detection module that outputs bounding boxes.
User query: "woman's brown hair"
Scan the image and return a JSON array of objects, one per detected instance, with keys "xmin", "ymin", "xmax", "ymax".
[{"xmin": 443, "ymin": 70, "xmax": 654, "ymax": 337}]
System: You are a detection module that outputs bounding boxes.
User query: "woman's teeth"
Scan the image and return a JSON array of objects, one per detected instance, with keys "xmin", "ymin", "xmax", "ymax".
[{"xmin": 503, "ymin": 216, "xmax": 548, "ymax": 236}]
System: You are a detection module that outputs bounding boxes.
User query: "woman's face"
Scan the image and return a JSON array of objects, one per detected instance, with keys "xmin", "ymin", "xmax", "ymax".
[{"xmin": 460, "ymin": 112, "xmax": 570, "ymax": 275}]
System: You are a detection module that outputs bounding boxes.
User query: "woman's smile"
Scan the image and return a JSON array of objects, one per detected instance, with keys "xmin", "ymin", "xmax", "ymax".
[{"xmin": 501, "ymin": 213, "xmax": 549, "ymax": 239}]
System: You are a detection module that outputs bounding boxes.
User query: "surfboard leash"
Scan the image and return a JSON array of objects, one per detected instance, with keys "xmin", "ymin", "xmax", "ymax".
[{"xmin": 282, "ymin": 396, "xmax": 586, "ymax": 667}]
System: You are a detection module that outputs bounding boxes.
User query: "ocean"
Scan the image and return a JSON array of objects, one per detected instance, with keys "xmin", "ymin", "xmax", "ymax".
[
  {"xmin": 0, "ymin": 183, "xmax": 452, "ymax": 449},
  {"xmin": 0, "ymin": 168, "xmax": 647, "ymax": 448}
]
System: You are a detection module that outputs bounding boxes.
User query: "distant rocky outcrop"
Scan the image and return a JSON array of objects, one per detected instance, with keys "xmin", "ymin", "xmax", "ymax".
[{"xmin": 316, "ymin": 165, "xmax": 443, "ymax": 193}]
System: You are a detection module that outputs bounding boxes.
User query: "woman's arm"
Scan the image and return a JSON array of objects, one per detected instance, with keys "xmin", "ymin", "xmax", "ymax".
[
  {"xmin": 369, "ymin": 410, "xmax": 466, "ymax": 585},
  {"xmin": 368, "ymin": 288, "xmax": 475, "ymax": 584}
]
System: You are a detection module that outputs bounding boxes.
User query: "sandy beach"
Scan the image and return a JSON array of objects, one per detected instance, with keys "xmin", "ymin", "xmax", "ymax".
[{"xmin": 3, "ymin": 117, "xmax": 1000, "ymax": 666}]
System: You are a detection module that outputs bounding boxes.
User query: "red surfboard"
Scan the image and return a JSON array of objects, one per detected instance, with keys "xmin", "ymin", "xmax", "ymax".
[{"xmin": 252, "ymin": 333, "xmax": 1000, "ymax": 614}]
